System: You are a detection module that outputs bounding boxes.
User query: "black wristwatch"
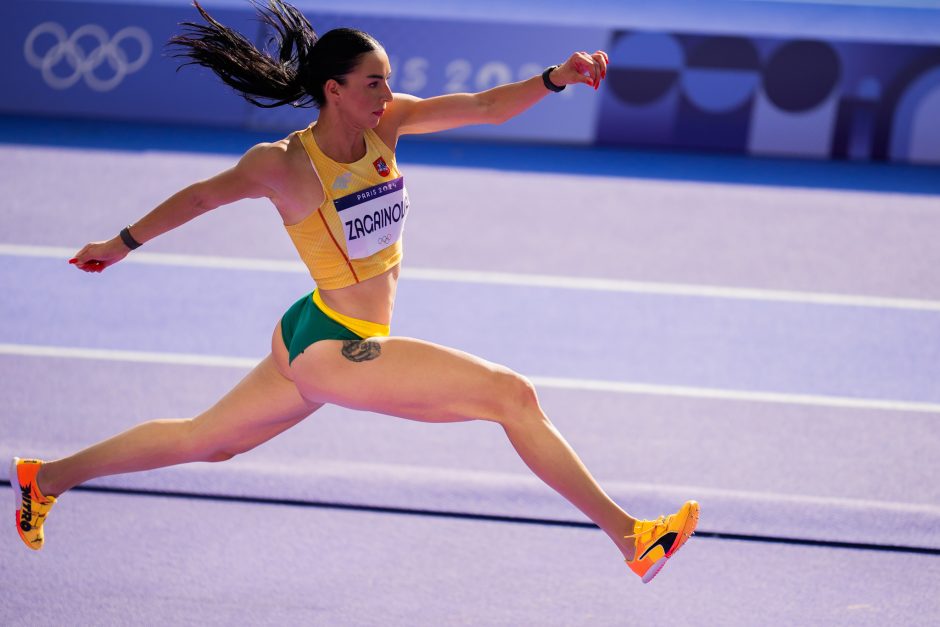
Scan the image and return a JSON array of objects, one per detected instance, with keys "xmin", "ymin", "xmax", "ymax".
[
  {"xmin": 119, "ymin": 226, "xmax": 142, "ymax": 250},
  {"xmin": 542, "ymin": 65, "xmax": 565, "ymax": 93}
]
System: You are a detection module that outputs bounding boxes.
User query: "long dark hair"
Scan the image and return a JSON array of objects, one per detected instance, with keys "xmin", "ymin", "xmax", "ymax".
[{"xmin": 169, "ymin": 0, "xmax": 381, "ymax": 109}]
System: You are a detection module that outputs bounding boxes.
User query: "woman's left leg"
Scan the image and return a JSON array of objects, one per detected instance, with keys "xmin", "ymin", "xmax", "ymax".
[
  {"xmin": 290, "ymin": 336, "xmax": 639, "ymax": 560},
  {"xmin": 35, "ymin": 324, "xmax": 320, "ymax": 498}
]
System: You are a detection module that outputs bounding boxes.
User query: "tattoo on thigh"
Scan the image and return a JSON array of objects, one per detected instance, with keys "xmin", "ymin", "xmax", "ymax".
[{"xmin": 341, "ymin": 339, "xmax": 382, "ymax": 362}]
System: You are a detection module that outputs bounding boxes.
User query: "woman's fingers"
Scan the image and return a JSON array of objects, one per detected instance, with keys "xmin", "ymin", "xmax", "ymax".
[
  {"xmin": 71, "ymin": 258, "xmax": 105, "ymax": 273},
  {"xmin": 588, "ymin": 51, "xmax": 607, "ymax": 89},
  {"xmin": 595, "ymin": 50, "xmax": 608, "ymax": 79},
  {"xmin": 69, "ymin": 240, "xmax": 126, "ymax": 273},
  {"xmin": 565, "ymin": 50, "xmax": 608, "ymax": 89},
  {"xmin": 574, "ymin": 52, "xmax": 596, "ymax": 86}
]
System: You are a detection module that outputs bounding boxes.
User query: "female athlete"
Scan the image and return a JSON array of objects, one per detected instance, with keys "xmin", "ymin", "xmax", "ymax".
[{"xmin": 12, "ymin": 0, "xmax": 698, "ymax": 584}]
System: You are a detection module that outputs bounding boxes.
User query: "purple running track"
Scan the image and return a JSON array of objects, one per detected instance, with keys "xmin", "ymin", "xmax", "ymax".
[{"xmin": 2, "ymin": 137, "xmax": 939, "ymax": 625}]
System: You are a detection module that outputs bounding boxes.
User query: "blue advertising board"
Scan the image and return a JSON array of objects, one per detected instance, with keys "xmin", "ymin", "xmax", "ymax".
[
  {"xmin": 595, "ymin": 30, "xmax": 940, "ymax": 164},
  {"xmin": 3, "ymin": 0, "xmax": 940, "ymax": 163},
  {"xmin": 2, "ymin": 1, "xmax": 605, "ymax": 143},
  {"xmin": 2, "ymin": 0, "xmax": 252, "ymax": 127}
]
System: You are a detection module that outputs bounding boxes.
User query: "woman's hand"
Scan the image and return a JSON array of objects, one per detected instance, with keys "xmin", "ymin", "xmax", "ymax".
[
  {"xmin": 551, "ymin": 50, "xmax": 609, "ymax": 90},
  {"xmin": 69, "ymin": 238, "xmax": 130, "ymax": 273}
]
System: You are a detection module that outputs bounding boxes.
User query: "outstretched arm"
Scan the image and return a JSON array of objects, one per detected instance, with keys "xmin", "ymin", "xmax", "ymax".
[
  {"xmin": 70, "ymin": 144, "xmax": 281, "ymax": 273},
  {"xmin": 386, "ymin": 50, "xmax": 608, "ymax": 138}
]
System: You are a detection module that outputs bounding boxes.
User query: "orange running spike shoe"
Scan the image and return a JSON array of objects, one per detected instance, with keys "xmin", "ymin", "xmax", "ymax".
[
  {"xmin": 626, "ymin": 500, "xmax": 699, "ymax": 583},
  {"xmin": 10, "ymin": 458, "xmax": 57, "ymax": 551}
]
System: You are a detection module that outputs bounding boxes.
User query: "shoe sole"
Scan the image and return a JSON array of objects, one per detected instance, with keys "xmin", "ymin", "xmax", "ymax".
[
  {"xmin": 10, "ymin": 457, "xmax": 22, "ymax": 543},
  {"xmin": 642, "ymin": 501, "xmax": 700, "ymax": 584},
  {"xmin": 642, "ymin": 556, "xmax": 668, "ymax": 583},
  {"xmin": 666, "ymin": 500, "xmax": 700, "ymax": 559},
  {"xmin": 10, "ymin": 457, "xmax": 20, "ymax": 509}
]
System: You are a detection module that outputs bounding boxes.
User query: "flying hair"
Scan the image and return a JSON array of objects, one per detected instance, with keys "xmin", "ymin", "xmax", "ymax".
[{"xmin": 169, "ymin": 0, "xmax": 380, "ymax": 109}]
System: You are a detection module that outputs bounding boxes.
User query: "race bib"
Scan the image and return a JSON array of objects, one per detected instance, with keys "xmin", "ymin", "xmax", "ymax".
[{"xmin": 333, "ymin": 177, "xmax": 409, "ymax": 260}]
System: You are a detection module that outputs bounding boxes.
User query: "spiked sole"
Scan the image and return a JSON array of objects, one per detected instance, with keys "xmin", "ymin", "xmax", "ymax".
[
  {"xmin": 666, "ymin": 500, "xmax": 700, "ymax": 559},
  {"xmin": 639, "ymin": 501, "xmax": 700, "ymax": 584}
]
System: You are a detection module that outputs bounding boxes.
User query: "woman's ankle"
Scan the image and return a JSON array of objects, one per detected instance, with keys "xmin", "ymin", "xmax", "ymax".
[
  {"xmin": 35, "ymin": 462, "xmax": 64, "ymax": 499},
  {"xmin": 607, "ymin": 515, "xmax": 638, "ymax": 561}
]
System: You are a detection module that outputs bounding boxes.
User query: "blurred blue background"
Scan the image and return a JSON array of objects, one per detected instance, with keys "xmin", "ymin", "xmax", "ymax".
[{"xmin": 3, "ymin": 0, "xmax": 940, "ymax": 164}]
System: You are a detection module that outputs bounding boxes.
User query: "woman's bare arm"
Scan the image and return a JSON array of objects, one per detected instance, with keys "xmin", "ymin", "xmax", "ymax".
[
  {"xmin": 384, "ymin": 50, "xmax": 608, "ymax": 138},
  {"xmin": 70, "ymin": 143, "xmax": 284, "ymax": 272}
]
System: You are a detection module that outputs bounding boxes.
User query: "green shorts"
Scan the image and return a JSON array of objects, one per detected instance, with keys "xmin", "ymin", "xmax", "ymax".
[{"xmin": 280, "ymin": 291, "xmax": 361, "ymax": 365}]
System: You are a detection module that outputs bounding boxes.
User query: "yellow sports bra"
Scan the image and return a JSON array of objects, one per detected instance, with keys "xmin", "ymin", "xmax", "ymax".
[{"xmin": 285, "ymin": 123, "xmax": 410, "ymax": 290}]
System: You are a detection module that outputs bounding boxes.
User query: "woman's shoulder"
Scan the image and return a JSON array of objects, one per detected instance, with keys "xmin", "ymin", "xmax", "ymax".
[
  {"xmin": 234, "ymin": 131, "xmax": 324, "ymax": 223},
  {"xmin": 236, "ymin": 133, "xmax": 306, "ymax": 182},
  {"xmin": 243, "ymin": 134, "xmax": 292, "ymax": 163}
]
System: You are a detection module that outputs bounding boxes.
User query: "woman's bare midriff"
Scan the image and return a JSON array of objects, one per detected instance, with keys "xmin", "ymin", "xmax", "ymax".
[{"xmin": 317, "ymin": 264, "xmax": 400, "ymax": 325}]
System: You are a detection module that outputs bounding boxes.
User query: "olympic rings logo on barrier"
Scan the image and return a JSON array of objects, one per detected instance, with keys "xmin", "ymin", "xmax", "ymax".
[{"xmin": 24, "ymin": 22, "xmax": 151, "ymax": 92}]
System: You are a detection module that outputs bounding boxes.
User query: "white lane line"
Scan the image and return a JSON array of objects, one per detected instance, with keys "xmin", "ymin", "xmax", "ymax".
[
  {"xmin": 0, "ymin": 244, "xmax": 305, "ymax": 273},
  {"xmin": 2, "ymin": 342, "xmax": 938, "ymax": 414},
  {"xmin": 405, "ymin": 268, "xmax": 940, "ymax": 312},
  {"xmin": 0, "ymin": 343, "xmax": 258, "ymax": 369},
  {"xmin": 3, "ymin": 243, "xmax": 940, "ymax": 312},
  {"xmin": 530, "ymin": 376, "xmax": 940, "ymax": 414}
]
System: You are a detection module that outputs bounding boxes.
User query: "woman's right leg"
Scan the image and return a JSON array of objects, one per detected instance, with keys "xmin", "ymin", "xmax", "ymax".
[
  {"xmin": 290, "ymin": 336, "xmax": 641, "ymax": 559},
  {"xmin": 290, "ymin": 336, "xmax": 697, "ymax": 582},
  {"xmin": 36, "ymin": 326, "xmax": 320, "ymax": 497}
]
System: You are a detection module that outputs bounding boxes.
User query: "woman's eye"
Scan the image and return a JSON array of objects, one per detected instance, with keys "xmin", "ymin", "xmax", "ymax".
[{"xmin": 369, "ymin": 82, "xmax": 378, "ymax": 88}]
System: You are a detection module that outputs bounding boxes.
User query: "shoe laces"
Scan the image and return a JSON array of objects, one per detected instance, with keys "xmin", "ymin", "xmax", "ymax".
[{"xmin": 624, "ymin": 514, "xmax": 669, "ymax": 542}]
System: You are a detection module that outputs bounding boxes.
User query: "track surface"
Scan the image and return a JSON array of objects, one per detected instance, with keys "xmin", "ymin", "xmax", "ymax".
[{"xmin": 2, "ymin": 122, "xmax": 939, "ymax": 625}]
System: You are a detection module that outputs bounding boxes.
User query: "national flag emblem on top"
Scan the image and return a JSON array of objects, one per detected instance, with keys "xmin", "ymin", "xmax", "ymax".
[{"xmin": 373, "ymin": 157, "xmax": 391, "ymax": 177}]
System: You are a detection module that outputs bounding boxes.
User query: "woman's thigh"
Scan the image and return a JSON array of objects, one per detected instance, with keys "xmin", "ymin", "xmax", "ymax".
[
  {"xmin": 188, "ymin": 324, "xmax": 321, "ymax": 452},
  {"xmin": 290, "ymin": 335, "xmax": 534, "ymax": 424}
]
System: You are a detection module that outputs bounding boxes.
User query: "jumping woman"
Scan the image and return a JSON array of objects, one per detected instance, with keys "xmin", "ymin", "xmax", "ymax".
[{"xmin": 12, "ymin": 0, "xmax": 698, "ymax": 583}]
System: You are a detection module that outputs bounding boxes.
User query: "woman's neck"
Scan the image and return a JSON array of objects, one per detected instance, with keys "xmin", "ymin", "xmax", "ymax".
[{"xmin": 313, "ymin": 112, "xmax": 367, "ymax": 163}]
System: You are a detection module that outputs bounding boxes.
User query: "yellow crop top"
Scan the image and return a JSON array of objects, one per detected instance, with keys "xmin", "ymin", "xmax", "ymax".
[{"xmin": 285, "ymin": 123, "xmax": 410, "ymax": 290}]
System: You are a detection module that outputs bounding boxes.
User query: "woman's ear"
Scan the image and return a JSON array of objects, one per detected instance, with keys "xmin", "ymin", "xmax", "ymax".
[{"xmin": 324, "ymin": 78, "xmax": 341, "ymax": 104}]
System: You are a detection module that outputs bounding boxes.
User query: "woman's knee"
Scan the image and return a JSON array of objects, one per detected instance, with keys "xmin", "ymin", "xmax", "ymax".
[
  {"xmin": 181, "ymin": 418, "xmax": 240, "ymax": 463},
  {"xmin": 486, "ymin": 369, "xmax": 542, "ymax": 423}
]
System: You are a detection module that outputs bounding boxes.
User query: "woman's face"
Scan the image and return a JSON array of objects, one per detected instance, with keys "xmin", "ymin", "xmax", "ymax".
[{"xmin": 328, "ymin": 49, "xmax": 393, "ymax": 129}]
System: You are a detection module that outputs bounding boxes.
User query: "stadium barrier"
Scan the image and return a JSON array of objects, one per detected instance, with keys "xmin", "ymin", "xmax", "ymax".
[{"xmin": 4, "ymin": 0, "xmax": 939, "ymax": 164}]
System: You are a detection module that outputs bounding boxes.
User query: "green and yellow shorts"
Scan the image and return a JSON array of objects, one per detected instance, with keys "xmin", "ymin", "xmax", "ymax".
[{"xmin": 280, "ymin": 289, "xmax": 390, "ymax": 365}]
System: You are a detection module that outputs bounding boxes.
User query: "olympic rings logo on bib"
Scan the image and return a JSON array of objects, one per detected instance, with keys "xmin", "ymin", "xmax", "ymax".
[
  {"xmin": 24, "ymin": 22, "xmax": 151, "ymax": 92},
  {"xmin": 334, "ymin": 177, "xmax": 409, "ymax": 260}
]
